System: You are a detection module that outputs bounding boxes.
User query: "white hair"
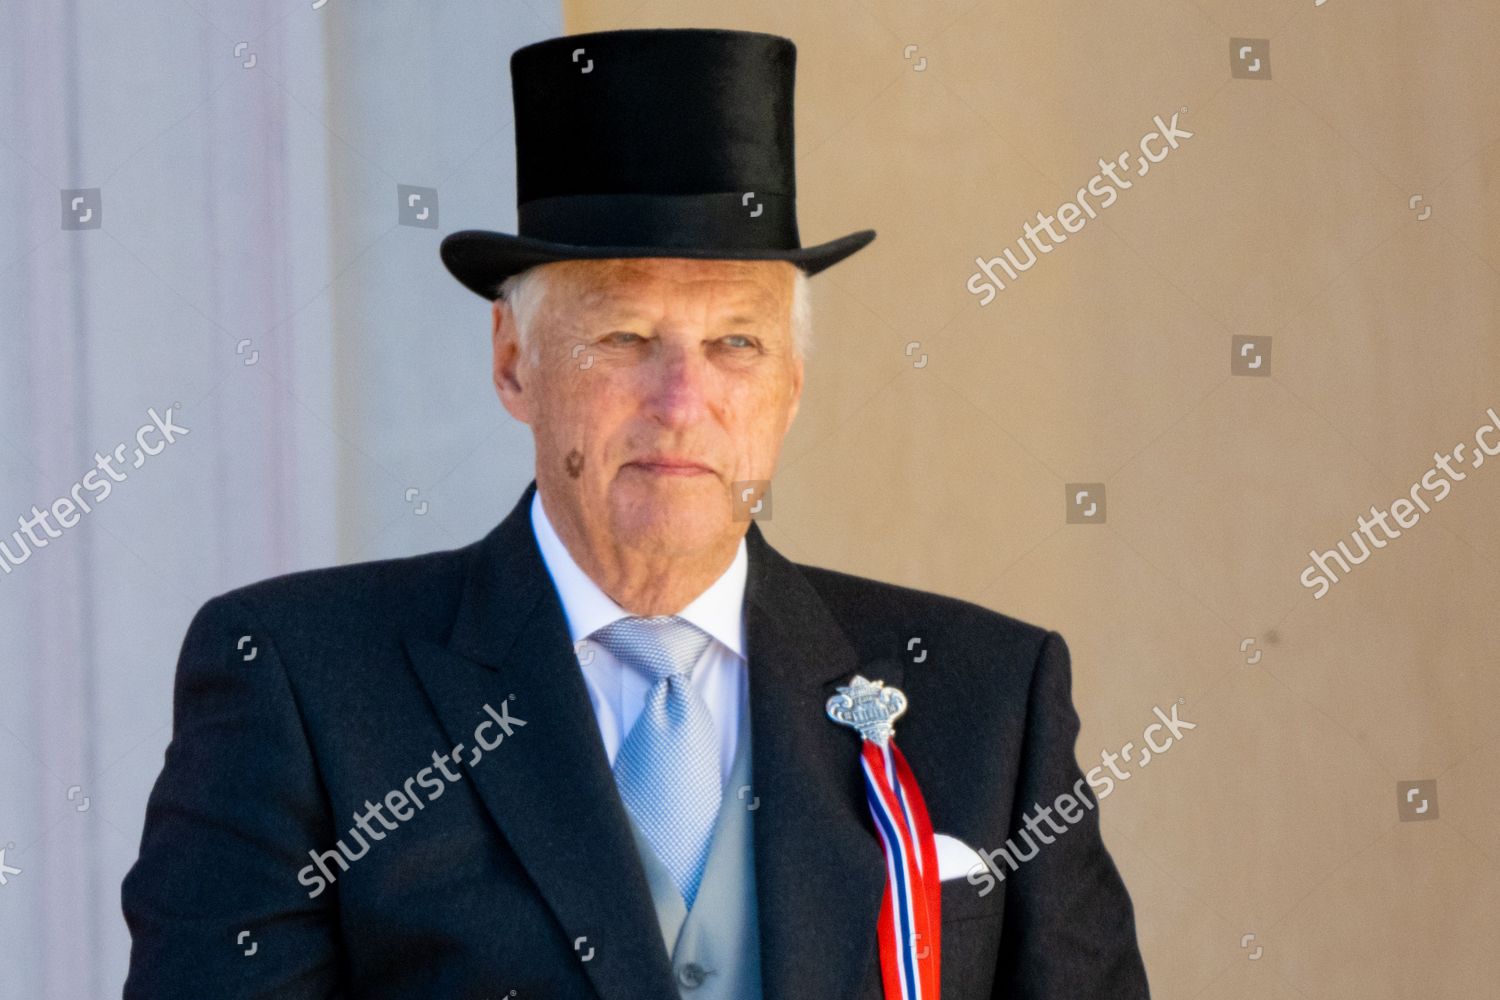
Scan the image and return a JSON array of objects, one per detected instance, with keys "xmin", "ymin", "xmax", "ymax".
[{"xmin": 497, "ymin": 260, "xmax": 811, "ymax": 366}]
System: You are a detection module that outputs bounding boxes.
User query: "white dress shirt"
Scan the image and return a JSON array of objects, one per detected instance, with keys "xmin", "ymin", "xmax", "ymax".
[{"xmin": 529, "ymin": 487, "xmax": 748, "ymax": 785}]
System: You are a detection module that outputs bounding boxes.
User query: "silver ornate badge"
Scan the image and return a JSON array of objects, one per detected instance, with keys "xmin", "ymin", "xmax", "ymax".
[{"xmin": 826, "ymin": 674, "xmax": 908, "ymax": 746}]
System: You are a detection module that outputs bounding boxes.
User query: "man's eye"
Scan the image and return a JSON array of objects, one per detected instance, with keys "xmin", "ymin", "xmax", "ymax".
[
  {"xmin": 603, "ymin": 331, "xmax": 643, "ymax": 344},
  {"xmin": 720, "ymin": 335, "xmax": 757, "ymax": 349}
]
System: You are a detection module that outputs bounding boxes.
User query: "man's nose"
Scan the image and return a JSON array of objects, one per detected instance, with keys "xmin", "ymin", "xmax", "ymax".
[{"xmin": 640, "ymin": 340, "xmax": 712, "ymax": 423}]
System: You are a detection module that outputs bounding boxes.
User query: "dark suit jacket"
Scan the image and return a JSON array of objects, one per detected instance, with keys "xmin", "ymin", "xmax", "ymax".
[{"xmin": 122, "ymin": 479, "xmax": 1149, "ymax": 999}]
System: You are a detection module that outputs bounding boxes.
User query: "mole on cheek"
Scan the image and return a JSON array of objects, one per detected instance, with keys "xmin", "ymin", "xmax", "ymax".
[{"xmin": 564, "ymin": 448, "xmax": 585, "ymax": 479}]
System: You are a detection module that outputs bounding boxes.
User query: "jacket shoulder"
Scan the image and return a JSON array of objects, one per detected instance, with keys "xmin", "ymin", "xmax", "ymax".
[
  {"xmin": 793, "ymin": 560, "xmax": 1052, "ymax": 659},
  {"xmin": 195, "ymin": 541, "xmax": 475, "ymax": 651}
]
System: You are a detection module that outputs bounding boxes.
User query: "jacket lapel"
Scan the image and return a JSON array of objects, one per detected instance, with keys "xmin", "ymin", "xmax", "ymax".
[
  {"xmin": 743, "ymin": 520, "xmax": 902, "ymax": 1000},
  {"xmin": 403, "ymin": 480, "xmax": 679, "ymax": 1000},
  {"xmin": 404, "ymin": 478, "xmax": 896, "ymax": 1000}
]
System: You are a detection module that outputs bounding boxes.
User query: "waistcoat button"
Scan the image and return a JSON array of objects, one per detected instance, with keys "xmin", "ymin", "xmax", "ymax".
[{"xmin": 677, "ymin": 962, "xmax": 712, "ymax": 988}]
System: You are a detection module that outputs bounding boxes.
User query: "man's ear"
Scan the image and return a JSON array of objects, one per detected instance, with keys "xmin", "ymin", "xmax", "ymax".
[
  {"xmin": 784, "ymin": 352, "xmax": 804, "ymax": 434},
  {"xmin": 782, "ymin": 264, "xmax": 804, "ymax": 434},
  {"xmin": 492, "ymin": 298, "xmax": 530, "ymax": 425}
]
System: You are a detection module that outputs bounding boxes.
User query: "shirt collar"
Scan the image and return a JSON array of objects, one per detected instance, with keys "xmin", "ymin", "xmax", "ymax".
[{"xmin": 530, "ymin": 486, "xmax": 747, "ymax": 659}]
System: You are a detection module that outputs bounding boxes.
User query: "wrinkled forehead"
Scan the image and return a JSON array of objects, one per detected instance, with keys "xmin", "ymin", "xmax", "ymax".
[{"xmin": 544, "ymin": 258, "xmax": 794, "ymax": 324}]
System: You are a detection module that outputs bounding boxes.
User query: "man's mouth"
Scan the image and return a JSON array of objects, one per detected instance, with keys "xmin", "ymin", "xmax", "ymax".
[{"xmin": 626, "ymin": 456, "xmax": 714, "ymax": 476}]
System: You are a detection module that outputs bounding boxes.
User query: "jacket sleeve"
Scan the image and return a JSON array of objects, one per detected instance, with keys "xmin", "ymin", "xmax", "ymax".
[
  {"xmin": 990, "ymin": 629, "xmax": 1151, "ymax": 999},
  {"xmin": 121, "ymin": 593, "xmax": 346, "ymax": 999}
]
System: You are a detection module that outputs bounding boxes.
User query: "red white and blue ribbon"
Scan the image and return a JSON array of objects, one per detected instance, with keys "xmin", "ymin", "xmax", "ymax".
[{"xmin": 860, "ymin": 737, "xmax": 941, "ymax": 1000}]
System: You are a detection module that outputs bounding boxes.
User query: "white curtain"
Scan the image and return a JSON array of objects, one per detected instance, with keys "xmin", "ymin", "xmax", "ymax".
[{"xmin": 0, "ymin": 2, "xmax": 555, "ymax": 995}]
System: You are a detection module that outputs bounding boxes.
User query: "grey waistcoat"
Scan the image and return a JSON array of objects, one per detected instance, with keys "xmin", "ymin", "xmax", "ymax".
[{"xmin": 623, "ymin": 712, "xmax": 761, "ymax": 999}]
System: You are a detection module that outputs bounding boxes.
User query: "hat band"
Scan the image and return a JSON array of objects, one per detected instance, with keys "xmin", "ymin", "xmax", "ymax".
[{"xmin": 517, "ymin": 191, "xmax": 800, "ymax": 251}]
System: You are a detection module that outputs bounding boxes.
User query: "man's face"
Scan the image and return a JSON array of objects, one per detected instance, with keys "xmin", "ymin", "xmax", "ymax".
[{"xmin": 492, "ymin": 257, "xmax": 803, "ymax": 561}]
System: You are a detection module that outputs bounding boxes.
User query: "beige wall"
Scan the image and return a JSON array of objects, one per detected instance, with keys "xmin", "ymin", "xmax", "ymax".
[{"xmin": 565, "ymin": 2, "xmax": 1500, "ymax": 998}]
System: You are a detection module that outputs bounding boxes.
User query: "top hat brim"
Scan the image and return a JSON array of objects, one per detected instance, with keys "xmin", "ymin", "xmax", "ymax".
[{"xmin": 439, "ymin": 227, "xmax": 876, "ymax": 301}]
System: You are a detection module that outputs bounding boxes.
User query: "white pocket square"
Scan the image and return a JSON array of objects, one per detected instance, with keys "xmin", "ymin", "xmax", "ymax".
[{"xmin": 933, "ymin": 832, "xmax": 986, "ymax": 882}]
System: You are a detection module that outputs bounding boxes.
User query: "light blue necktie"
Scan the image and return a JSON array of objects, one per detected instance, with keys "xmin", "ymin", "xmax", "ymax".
[{"xmin": 590, "ymin": 615, "xmax": 719, "ymax": 909}]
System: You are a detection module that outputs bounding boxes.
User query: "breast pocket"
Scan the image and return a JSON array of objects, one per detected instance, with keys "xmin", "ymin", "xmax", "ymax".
[
  {"xmin": 939, "ymin": 874, "xmax": 1004, "ymax": 923},
  {"xmin": 937, "ymin": 876, "xmax": 1005, "ymax": 998}
]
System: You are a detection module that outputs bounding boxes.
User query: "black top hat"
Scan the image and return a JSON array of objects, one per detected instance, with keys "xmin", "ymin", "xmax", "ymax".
[{"xmin": 439, "ymin": 27, "xmax": 876, "ymax": 300}]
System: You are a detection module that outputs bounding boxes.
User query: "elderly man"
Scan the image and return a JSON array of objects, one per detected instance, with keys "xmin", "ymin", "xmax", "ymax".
[{"xmin": 122, "ymin": 26, "xmax": 1149, "ymax": 1000}]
